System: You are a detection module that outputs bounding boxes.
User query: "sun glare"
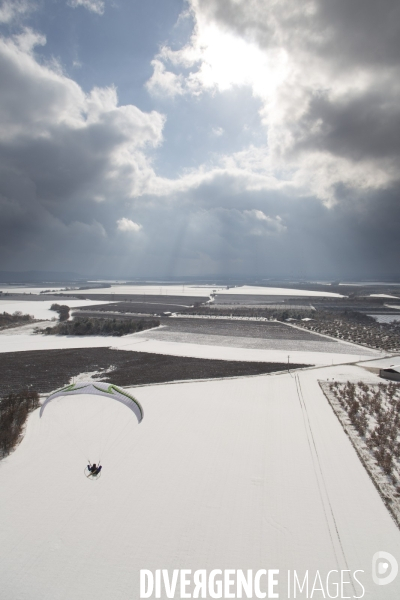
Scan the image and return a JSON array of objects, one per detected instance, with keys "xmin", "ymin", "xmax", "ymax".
[{"xmin": 194, "ymin": 23, "xmax": 288, "ymax": 99}]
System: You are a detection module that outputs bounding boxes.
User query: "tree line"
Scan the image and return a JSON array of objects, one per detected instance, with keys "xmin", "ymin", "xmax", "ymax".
[
  {"xmin": 42, "ymin": 316, "xmax": 160, "ymax": 337},
  {"xmin": 0, "ymin": 390, "xmax": 40, "ymax": 458},
  {"xmin": 50, "ymin": 303, "xmax": 70, "ymax": 321},
  {"xmin": 0, "ymin": 311, "xmax": 35, "ymax": 329}
]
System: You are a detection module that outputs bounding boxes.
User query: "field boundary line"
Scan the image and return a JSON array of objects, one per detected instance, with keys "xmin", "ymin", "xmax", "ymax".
[
  {"xmin": 285, "ymin": 320, "xmax": 383, "ymax": 354},
  {"xmin": 295, "ymin": 374, "xmax": 355, "ymax": 591}
]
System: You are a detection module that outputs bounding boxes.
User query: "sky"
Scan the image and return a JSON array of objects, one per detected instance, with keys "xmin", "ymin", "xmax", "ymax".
[{"xmin": 0, "ymin": 0, "xmax": 399, "ymax": 280}]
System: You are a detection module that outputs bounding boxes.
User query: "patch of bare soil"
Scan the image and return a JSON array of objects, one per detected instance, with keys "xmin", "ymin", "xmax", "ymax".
[{"xmin": 0, "ymin": 347, "xmax": 310, "ymax": 395}]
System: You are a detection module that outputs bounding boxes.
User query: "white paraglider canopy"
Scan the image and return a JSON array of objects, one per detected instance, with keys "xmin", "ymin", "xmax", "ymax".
[{"xmin": 40, "ymin": 382, "xmax": 143, "ymax": 423}]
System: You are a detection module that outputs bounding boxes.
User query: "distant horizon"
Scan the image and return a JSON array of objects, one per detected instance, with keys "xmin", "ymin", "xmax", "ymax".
[{"xmin": 1, "ymin": 270, "xmax": 400, "ymax": 286}]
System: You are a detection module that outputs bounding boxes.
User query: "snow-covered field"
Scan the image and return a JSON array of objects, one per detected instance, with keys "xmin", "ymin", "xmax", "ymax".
[
  {"xmin": 217, "ymin": 285, "xmax": 343, "ymax": 297},
  {"xmin": 0, "ymin": 299, "xmax": 117, "ymax": 321},
  {"xmin": 369, "ymin": 314, "xmax": 400, "ymax": 324},
  {"xmin": 0, "ymin": 293, "xmax": 397, "ymax": 599},
  {"xmin": 370, "ymin": 294, "xmax": 400, "ymax": 299},
  {"xmin": 358, "ymin": 356, "xmax": 400, "ymax": 370},
  {"xmin": 141, "ymin": 327, "xmax": 374, "ymax": 355},
  {"xmin": 56, "ymin": 283, "xmax": 344, "ymax": 298},
  {"xmin": 0, "ymin": 367, "xmax": 399, "ymax": 599},
  {"xmin": 0, "ymin": 321, "xmax": 381, "ymax": 366}
]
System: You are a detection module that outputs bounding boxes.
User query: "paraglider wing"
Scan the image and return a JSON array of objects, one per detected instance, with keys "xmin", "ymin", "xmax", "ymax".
[{"xmin": 40, "ymin": 382, "xmax": 143, "ymax": 423}]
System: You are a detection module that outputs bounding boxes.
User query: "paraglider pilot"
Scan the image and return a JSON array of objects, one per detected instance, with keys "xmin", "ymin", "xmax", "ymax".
[
  {"xmin": 40, "ymin": 382, "xmax": 143, "ymax": 480},
  {"xmin": 87, "ymin": 463, "xmax": 102, "ymax": 476}
]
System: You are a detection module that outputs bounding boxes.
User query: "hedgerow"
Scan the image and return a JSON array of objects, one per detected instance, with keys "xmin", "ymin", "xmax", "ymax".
[{"xmin": 42, "ymin": 316, "xmax": 160, "ymax": 337}]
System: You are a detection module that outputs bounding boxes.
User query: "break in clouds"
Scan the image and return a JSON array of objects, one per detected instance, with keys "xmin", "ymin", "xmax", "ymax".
[{"xmin": 0, "ymin": 0, "xmax": 399, "ymax": 279}]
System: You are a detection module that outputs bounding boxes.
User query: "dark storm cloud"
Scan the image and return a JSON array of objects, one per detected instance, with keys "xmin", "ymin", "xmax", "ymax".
[
  {"xmin": 290, "ymin": 89, "xmax": 400, "ymax": 163},
  {"xmin": 196, "ymin": 0, "xmax": 400, "ymax": 68},
  {"xmin": 194, "ymin": 0, "xmax": 400, "ymax": 172},
  {"xmin": 307, "ymin": 0, "xmax": 400, "ymax": 69}
]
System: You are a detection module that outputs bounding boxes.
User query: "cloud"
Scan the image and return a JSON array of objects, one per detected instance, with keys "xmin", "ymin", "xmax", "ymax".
[
  {"xmin": 0, "ymin": 0, "xmax": 33, "ymax": 24},
  {"xmin": 0, "ymin": 29, "xmax": 165, "ymax": 270},
  {"xmin": 244, "ymin": 210, "xmax": 286, "ymax": 235},
  {"xmin": 147, "ymin": 16, "xmax": 286, "ymax": 99},
  {"xmin": 146, "ymin": 59, "xmax": 185, "ymax": 98},
  {"xmin": 1, "ymin": 5, "xmax": 400, "ymax": 279},
  {"xmin": 0, "ymin": 32, "xmax": 164, "ymax": 175},
  {"xmin": 117, "ymin": 218, "xmax": 142, "ymax": 232},
  {"xmin": 211, "ymin": 126, "xmax": 224, "ymax": 137},
  {"xmin": 146, "ymin": 0, "xmax": 400, "ymax": 205},
  {"xmin": 68, "ymin": 0, "xmax": 105, "ymax": 15}
]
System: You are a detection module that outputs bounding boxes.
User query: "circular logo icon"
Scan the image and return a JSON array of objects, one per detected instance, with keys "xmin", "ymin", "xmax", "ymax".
[{"xmin": 372, "ymin": 552, "xmax": 398, "ymax": 586}]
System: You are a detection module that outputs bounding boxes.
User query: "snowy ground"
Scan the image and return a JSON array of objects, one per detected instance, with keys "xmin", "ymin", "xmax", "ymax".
[
  {"xmin": 216, "ymin": 285, "xmax": 343, "ymax": 297},
  {"xmin": 0, "ymin": 321, "xmax": 382, "ymax": 366},
  {"xmin": 141, "ymin": 326, "xmax": 374, "ymax": 355},
  {"xmin": 0, "ymin": 291, "xmax": 397, "ymax": 599},
  {"xmin": 0, "ymin": 307, "xmax": 383, "ymax": 369},
  {"xmin": 358, "ymin": 356, "xmax": 400, "ymax": 370},
  {"xmin": 370, "ymin": 294, "xmax": 400, "ymax": 299},
  {"xmin": 0, "ymin": 299, "xmax": 117, "ymax": 321},
  {"xmin": 0, "ymin": 367, "xmax": 399, "ymax": 599},
  {"xmin": 57, "ymin": 283, "xmax": 344, "ymax": 298},
  {"xmin": 368, "ymin": 314, "xmax": 400, "ymax": 323}
]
